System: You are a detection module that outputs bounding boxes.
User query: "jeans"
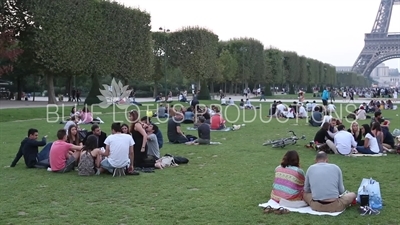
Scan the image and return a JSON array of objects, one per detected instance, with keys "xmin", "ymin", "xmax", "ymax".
[
  {"xmin": 37, "ymin": 143, "xmax": 53, "ymax": 161},
  {"xmin": 356, "ymin": 146, "xmax": 378, "ymax": 154}
]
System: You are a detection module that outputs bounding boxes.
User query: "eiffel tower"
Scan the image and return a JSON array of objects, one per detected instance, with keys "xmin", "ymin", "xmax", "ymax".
[{"xmin": 352, "ymin": 0, "xmax": 400, "ymax": 76}]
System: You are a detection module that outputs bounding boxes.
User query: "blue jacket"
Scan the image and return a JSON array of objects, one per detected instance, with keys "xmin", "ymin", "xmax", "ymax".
[{"xmin": 322, "ymin": 90, "xmax": 329, "ymax": 100}]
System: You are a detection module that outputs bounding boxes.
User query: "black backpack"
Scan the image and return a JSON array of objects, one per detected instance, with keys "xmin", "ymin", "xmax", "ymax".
[{"xmin": 164, "ymin": 154, "xmax": 189, "ymax": 164}]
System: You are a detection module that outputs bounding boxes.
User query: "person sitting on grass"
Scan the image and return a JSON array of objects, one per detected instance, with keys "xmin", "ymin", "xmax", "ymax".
[
  {"xmin": 167, "ymin": 113, "xmax": 189, "ymax": 144},
  {"xmin": 78, "ymin": 135, "xmax": 103, "ymax": 176},
  {"xmin": 210, "ymin": 108, "xmax": 226, "ymax": 130},
  {"xmin": 303, "ymin": 151, "xmax": 356, "ymax": 212},
  {"xmin": 10, "ymin": 128, "xmax": 49, "ymax": 168},
  {"xmin": 141, "ymin": 116, "xmax": 164, "ymax": 149},
  {"xmin": 145, "ymin": 123, "xmax": 161, "ymax": 159},
  {"xmin": 67, "ymin": 125, "xmax": 83, "ymax": 146},
  {"xmin": 356, "ymin": 122, "xmax": 382, "ymax": 154},
  {"xmin": 271, "ymin": 150, "xmax": 305, "ymax": 203},
  {"xmin": 182, "ymin": 106, "xmax": 195, "ymax": 124},
  {"xmin": 157, "ymin": 104, "xmax": 168, "ymax": 118},
  {"xmin": 309, "ymin": 106, "xmax": 323, "ymax": 127},
  {"xmin": 100, "ymin": 123, "xmax": 139, "ymax": 175},
  {"xmin": 49, "ymin": 129, "xmax": 83, "ymax": 173},
  {"xmin": 187, "ymin": 116, "xmax": 211, "ymax": 145},
  {"xmin": 83, "ymin": 125, "xmax": 107, "ymax": 149},
  {"xmin": 63, "ymin": 115, "xmax": 79, "ymax": 134}
]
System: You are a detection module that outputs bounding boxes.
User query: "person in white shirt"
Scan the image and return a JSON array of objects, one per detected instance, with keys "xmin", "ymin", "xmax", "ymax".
[
  {"xmin": 320, "ymin": 113, "xmax": 332, "ymax": 127},
  {"xmin": 311, "ymin": 101, "xmax": 317, "ymax": 111},
  {"xmin": 356, "ymin": 106, "xmax": 367, "ymax": 120},
  {"xmin": 275, "ymin": 102, "xmax": 286, "ymax": 117},
  {"xmin": 298, "ymin": 104, "xmax": 307, "ymax": 118},
  {"xmin": 326, "ymin": 125, "xmax": 357, "ymax": 155},
  {"xmin": 327, "ymin": 103, "xmax": 336, "ymax": 113},
  {"xmin": 245, "ymin": 99, "xmax": 253, "ymax": 109},
  {"xmin": 228, "ymin": 98, "xmax": 234, "ymax": 105},
  {"xmin": 221, "ymin": 97, "xmax": 227, "ymax": 105},
  {"xmin": 305, "ymin": 101, "xmax": 313, "ymax": 112},
  {"xmin": 356, "ymin": 122, "xmax": 381, "ymax": 154},
  {"xmin": 100, "ymin": 123, "xmax": 137, "ymax": 175}
]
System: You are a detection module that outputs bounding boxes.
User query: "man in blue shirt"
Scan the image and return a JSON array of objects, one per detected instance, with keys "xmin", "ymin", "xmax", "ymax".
[{"xmin": 321, "ymin": 87, "xmax": 329, "ymax": 107}]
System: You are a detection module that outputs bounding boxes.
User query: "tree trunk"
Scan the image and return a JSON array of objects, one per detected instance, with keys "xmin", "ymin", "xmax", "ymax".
[
  {"xmin": 17, "ymin": 77, "xmax": 22, "ymax": 100},
  {"xmin": 210, "ymin": 82, "xmax": 214, "ymax": 95},
  {"xmin": 229, "ymin": 82, "xmax": 233, "ymax": 95},
  {"xmin": 66, "ymin": 75, "xmax": 72, "ymax": 101},
  {"xmin": 224, "ymin": 82, "xmax": 227, "ymax": 94},
  {"xmin": 47, "ymin": 74, "xmax": 57, "ymax": 104},
  {"xmin": 153, "ymin": 82, "xmax": 158, "ymax": 98}
]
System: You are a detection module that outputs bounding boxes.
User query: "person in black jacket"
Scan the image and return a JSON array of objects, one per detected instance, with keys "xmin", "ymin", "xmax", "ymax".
[
  {"xmin": 314, "ymin": 122, "xmax": 334, "ymax": 144},
  {"xmin": 82, "ymin": 125, "xmax": 107, "ymax": 149},
  {"xmin": 10, "ymin": 128, "xmax": 48, "ymax": 168}
]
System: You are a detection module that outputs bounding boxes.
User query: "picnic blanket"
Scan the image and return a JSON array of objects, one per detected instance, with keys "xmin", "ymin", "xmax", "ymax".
[
  {"xmin": 187, "ymin": 127, "xmax": 232, "ymax": 132},
  {"xmin": 350, "ymin": 153, "xmax": 385, "ymax": 157},
  {"xmin": 258, "ymin": 199, "xmax": 344, "ymax": 216}
]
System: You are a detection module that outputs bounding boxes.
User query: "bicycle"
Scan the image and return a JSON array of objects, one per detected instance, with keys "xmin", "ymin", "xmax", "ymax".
[{"xmin": 263, "ymin": 131, "xmax": 306, "ymax": 148}]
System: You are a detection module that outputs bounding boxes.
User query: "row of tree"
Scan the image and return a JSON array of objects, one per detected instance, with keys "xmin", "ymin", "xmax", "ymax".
[{"xmin": 1, "ymin": 0, "xmax": 372, "ymax": 103}]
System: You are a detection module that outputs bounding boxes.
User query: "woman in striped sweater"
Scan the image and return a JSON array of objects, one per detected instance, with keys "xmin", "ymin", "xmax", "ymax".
[{"xmin": 271, "ymin": 150, "xmax": 305, "ymax": 202}]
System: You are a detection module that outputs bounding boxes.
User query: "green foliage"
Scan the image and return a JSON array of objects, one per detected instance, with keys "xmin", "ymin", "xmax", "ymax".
[
  {"xmin": 264, "ymin": 48, "xmax": 284, "ymax": 85},
  {"xmin": 224, "ymin": 38, "xmax": 265, "ymax": 88},
  {"xmin": 168, "ymin": 27, "xmax": 219, "ymax": 82},
  {"xmin": 216, "ymin": 48, "xmax": 238, "ymax": 83},
  {"xmin": 84, "ymin": 75, "xmax": 102, "ymax": 105},
  {"xmin": 197, "ymin": 80, "xmax": 211, "ymax": 100}
]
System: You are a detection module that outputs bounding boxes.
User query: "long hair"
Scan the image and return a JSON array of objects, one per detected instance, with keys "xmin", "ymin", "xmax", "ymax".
[
  {"xmin": 67, "ymin": 125, "xmax": 80, "ymax": 145},
  {"xmin": 361, "ymin": 124, "xmax": 371, "ymax": 137},
  {"xmin": 281, "ymin": 150, "xmax": 300, "ymax": 168},
  {"xmin": 129, "ymin": 110, "xmax": 139, "ymax": 133},
  {"xmin": 371, "ymin": 122, "xmax": 382, "ymax": 137},
  {"xmin": 82, "ymin": 135, "xmax": 98, "ymax": 154}
]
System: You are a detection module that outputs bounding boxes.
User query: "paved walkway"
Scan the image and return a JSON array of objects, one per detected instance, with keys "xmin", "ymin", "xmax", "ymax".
[{"xmin": 0, "ymin": 95, "xmax": 386, "ymax": 109}]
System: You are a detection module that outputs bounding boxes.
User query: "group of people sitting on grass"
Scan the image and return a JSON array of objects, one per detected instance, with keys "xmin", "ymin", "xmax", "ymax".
[
  {"xmin": 61, "ymin": 106, "xmax": 104, "ymax": 125},
  {"xmin": 269, "ymin": 101, "xmax": 308, "ymax": 119},
  {"xmin": 311, "ymin": 111, "xmax": 396, "ymax": 155},
  {"xmin": 267, "ymin": 150, "xmax": 356, "ymax": 213},
  {"xmin": 10, "ymin": 110, "xmax": 171, "ymax": 175}
]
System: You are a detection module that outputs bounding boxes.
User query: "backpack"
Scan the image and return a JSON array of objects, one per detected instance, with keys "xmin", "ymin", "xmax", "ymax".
[
  {"xmin": 157, "ymin": 156, "xmax": 178, "ymax": 168},
  {"xmin": 164, "ymin": 154, "xmax": 189, "ymax": 164},
  {"xmin": 78, "ymin": 152, "xmax": 95, "ymax": 176}
]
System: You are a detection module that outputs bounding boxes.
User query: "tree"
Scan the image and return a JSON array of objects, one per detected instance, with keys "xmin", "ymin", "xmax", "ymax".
[
  {"xmin": 151, "ymin": 31, "xmax": 169, "ymax": 97},
  {"xmin": 283, "ymin": 51, "xmax": 300, "ymax": 94},
  {"xmin": 216, "ymin": 49, "xmax": 238, "ymax": 93},
  {"xmin": 168, "ymin": 26, "xmax": 219, "ymax": 100},
  {"xmin": 0, "ymin": 30, "xmax": 23, "ymax": 76},
  {"xmin": 264, "ymin": 48, "xmax": 284, "ymax": 95}
]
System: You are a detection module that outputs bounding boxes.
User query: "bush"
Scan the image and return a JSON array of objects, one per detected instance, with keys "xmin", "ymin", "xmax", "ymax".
[
  {"xmin": 84, "ymin": 75, "xmax": 102, "ymax": 105},
  {"xmin": 197, "ymin": 81, "xmax": 210, "ymax": 100}
]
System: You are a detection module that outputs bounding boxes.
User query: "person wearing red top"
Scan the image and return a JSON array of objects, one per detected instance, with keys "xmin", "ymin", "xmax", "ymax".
[
  {"xmin": 49, "ymin": 129, "xmax": 82, "ymax": 173},
  {"xmin": 210, "ymin": 108, "xmax": 226, "ymax": 130}
]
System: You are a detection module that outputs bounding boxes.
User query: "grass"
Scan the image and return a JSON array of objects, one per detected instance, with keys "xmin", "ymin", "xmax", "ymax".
[{"xmin": 1, "ymin": 101, "xmax": 399, "ymax": 225}]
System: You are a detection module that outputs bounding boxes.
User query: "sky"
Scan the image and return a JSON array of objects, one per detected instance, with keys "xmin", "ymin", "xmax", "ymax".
[{"xmin": 120, "ymin": 0, "xmax": 400, "ymax": 70}]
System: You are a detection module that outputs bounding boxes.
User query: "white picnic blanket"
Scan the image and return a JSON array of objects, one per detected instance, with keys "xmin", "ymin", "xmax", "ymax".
[
  {"xmin": 350, "ymin": 153, "xmax": 385, "ymax": 157},
  {"xmin": 258, "ymin": 199, "xmax": 344, "ymax": 216}
]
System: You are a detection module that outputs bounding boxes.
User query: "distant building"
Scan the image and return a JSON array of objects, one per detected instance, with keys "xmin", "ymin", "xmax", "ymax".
[{"xmin": 336, "ymin": 63, "xmax": 399, "ymax": 87}]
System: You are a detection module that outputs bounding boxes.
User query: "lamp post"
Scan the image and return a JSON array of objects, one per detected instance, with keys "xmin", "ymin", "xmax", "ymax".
[
  {"xmin": 159, "ymin": 27, "xmax": 170, "ymax": 102},
  {"xmin": 281, "ymin": 57, "xmax": 285, "ymax": 92},
  {"xmin": 240, "ymin": 47, "xmax": 247, "ymax": 91}
]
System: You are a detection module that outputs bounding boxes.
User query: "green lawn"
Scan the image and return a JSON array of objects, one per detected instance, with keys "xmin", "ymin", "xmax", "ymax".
[{"xmin": 1, "ymin": 101, "xmax": 399, "ymax": 225}]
